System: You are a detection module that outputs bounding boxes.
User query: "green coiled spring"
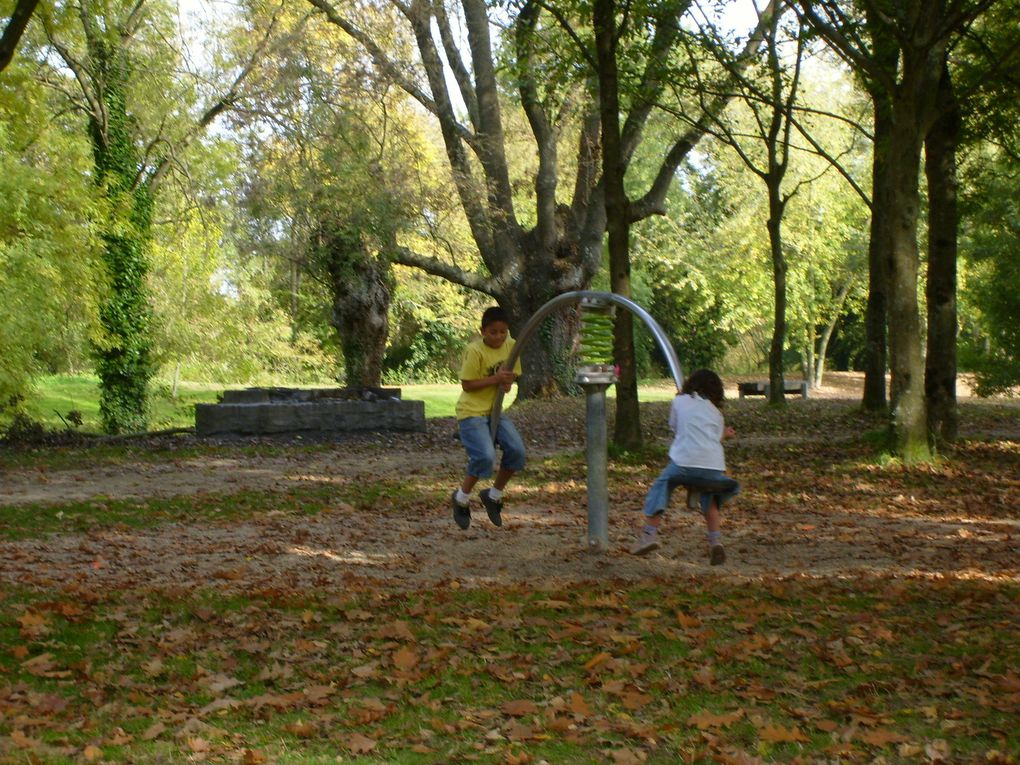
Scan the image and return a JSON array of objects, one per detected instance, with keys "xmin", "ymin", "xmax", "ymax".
[{"xmin": 579, "ymin": 307, "xmax": 615, "ymax": 365}]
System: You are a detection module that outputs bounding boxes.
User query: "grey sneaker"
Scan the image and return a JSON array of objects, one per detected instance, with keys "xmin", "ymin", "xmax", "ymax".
[
  {"xmin": 630, "ymin": 530, "xmax": 660, "ymax": 556},
  {"xmin": 479, "ymin": 488, "xmax": 503, "ymax": 527},
  {"xmin": 686, "ymin": 488, "xmax": 702, "ymax": 509},
  {"xmin": 451, "ymin": 491, "xmax": 470, "ymax": 530},
  {"xmin": 710, "ymin": 544, "xmax": 726, "ymax": 566}
]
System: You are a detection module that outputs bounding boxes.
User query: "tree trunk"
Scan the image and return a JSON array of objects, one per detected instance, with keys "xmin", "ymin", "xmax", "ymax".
[
  {"xmin": 862, "ymin": 93, "xmax": 891, "ymax": 412},
  {"xmin": 803, "ymin": 327, "xmax": 813, "ymax": 388},
  {"xmin": 884, "ymin": 104, "xmax": 931, "ymax": 463},
  {"xmin": 594, "ymin": 0, "xmax": 641, "ymax": 449},
  {"xmin": 815, "ymin": 276, "xmax": 854, "ymax": 387},
  {"xmin": 924, "ymin": 62, "xmax": 960, "ymax": 446},
  {"xmin": 321, "ymin": 230, "xmax": 393, "ymax": 390},
  {"xmin": 90, "ymin": 48, "xmax": 154, "ymax": 435},
  {"xmin": 767, "ymin": 192, "xmax": 787, "ymax": 405}
]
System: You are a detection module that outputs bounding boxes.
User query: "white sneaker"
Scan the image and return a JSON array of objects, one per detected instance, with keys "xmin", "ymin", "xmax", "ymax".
[{"xmin": 630, "ymin": 531, "xmax": 660, "ymax": 556}]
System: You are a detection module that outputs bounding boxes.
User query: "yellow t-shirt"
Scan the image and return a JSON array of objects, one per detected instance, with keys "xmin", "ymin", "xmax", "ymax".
[{"xmin": 455, "ymin": 337, "xmax": 522, "ymax": 419}]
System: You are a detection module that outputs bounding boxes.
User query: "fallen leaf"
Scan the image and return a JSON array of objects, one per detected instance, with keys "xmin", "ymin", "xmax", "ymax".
[
  {"xmin": 569, "ymin": 692, "xmax": 591, "ymax": 717},
  {"xmin": 621, "ymin": 691, "xmax": 652, "ymax": 710},
  {"xmin": 503, "ymin": 699, "xmax": 538, "ymax": 717},
  {"xmin": 606, "ymin": 747, "xmax": 646, "ymax": 764},
  {"xmin": 859, "ymin": 728, "xmax": 908, "ymax": 746},
  {"xmin": 676, "ymin": 612, "xmax": 702, "ymax": 629},
  {"xmin": 11, "ymin": 730, "xmax": 40, "ymax": 750},
  {"xmin": 392, "ymin": 646, "xmax": 419, "ymax": 671},
  {"xmin": 17, "ymin": 612, "xmax": 49, "ymax": 639},
  {"xmin": 106, "ymin": 727, "xmax": 133, "ymax": 745},
  {"xmin": 687, "ymin": 709, "xmax": 744, "ymax": 729},
  {"xmin": 758, "ymin": 724, "xmax": 809, "ymax": 743},
  {"xmin": 343, "ymin": 732, "xmax": 377, "ymax": 754},
  {"xmin": 141, "ymin": 722, "xmax": 166, "ymax": 741}
]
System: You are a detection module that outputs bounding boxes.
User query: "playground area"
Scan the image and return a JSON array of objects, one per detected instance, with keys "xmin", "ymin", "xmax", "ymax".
[
  {"xmin": 1, "ymin": 373, "xmax": 1017, "ymax": 591},
  {"xmin": 1, "ymin": 372, "xmax": 1018, "ymax": 763}
]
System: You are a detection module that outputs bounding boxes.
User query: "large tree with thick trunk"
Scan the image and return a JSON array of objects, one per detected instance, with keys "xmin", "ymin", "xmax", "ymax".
[
  {"xmin": 924, "ymin": 61, "xmax": 960, "ymax": 446},
  {"xmin": 308, "ymin": 0, "xmax": 772, "ymax": 405},
  {"xmin": 924, "ymin": 0, "xmax": 1020, "ymax": 443},
  {"xmin": 39, "ymin": 0, "xmax": 279, "ymax": 431},
  {"xmin": 799, "ymin": 0, "xmax": 993, "ymax": 462}
]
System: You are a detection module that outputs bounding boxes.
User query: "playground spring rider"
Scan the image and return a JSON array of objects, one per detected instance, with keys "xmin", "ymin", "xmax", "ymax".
[{"xmin": 489, "ymin": 291, "xmax": 685, "ymax": 551}]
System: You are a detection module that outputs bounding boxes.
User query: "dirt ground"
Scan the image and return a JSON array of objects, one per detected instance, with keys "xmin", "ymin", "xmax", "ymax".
[{"xmin": 1, "ymin": 373, "xmax": 1018, "ymax": 592}]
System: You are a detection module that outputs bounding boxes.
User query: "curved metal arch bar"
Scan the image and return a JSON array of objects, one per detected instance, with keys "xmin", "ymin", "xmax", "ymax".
[{"xmin": 490, "ymin": 290, "xmax": 685, "ymax": 439}]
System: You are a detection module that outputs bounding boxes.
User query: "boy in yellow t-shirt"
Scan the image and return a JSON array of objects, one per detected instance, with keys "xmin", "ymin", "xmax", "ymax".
[{"xmin": 451, "ymin": 306, "xmax": 525, "ymax": 529}]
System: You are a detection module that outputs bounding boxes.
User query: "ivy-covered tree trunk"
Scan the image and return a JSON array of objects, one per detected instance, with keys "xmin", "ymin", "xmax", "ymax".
[
  {"xmin": 318, "ymin": 226, "xmax": 392, "ymax": 390},
  {"xmin": 89, "ymin": 46, "xmax": 154, "ymax": 434}
]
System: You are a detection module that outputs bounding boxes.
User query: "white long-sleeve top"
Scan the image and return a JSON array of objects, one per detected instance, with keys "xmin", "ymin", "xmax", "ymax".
[{"xmin": 667, "ymin": 393, "xmax": 726, "ymax": 471}]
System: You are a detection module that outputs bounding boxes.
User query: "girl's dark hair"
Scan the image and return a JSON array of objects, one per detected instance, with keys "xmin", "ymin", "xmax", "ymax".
[
  {"xmin": 682, "ymin": 368, "xmax": 725, "ymax": 408},
  {"xmin": 481, "ymin": 306, "xmax": 510, "ymax": 328}
]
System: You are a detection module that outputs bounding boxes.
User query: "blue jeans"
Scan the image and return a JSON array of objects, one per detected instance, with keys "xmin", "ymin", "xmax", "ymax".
[
  {"xmin": 458, "ymin": 416, "xmax": 526, "ymax": 478},
  {"xmin": 642, "ymin": 462, "xmax": 740, "ymax": 518}
]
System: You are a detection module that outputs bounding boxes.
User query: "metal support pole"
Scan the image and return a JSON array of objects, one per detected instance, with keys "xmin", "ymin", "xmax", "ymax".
[
  {"xmin": 582, "ymin": 382, "xmax": 610, "ymax": 551},
  {"xmin": 487, "ymin": 290, "xmax": 685, "ymax": 552}
]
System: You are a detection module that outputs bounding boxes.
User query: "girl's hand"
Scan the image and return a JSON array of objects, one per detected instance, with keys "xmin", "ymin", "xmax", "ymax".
[{"xmin": 723, "ymin": 426, "xmax": 736, "ymax": 440}]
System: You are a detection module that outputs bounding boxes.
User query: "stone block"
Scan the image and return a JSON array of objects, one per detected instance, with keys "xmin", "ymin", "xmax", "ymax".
[{"xmin": 195, "ymin": 398, "xmax": 425, "ymax": 437}]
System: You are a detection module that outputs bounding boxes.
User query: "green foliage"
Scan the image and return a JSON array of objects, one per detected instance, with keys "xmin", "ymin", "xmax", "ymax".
[
  {"xmin": 645, "ymin": 262, "xmax": 734, "ymax": 372},
  {"xmin": 384, "ymin": 320, "xmax": 461, "ymax": 384},
  {"xmin": 959, "ymin": 147, "xmax": 1020, "ymax": 396},
  {"xmin": 0, "ymin": 68, "xmax": 100, "ymax": 424}
]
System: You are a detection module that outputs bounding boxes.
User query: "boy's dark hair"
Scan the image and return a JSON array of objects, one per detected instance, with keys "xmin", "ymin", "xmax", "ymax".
[
  {"xmin": 481, "ymin": 306, "xmax": 510, "ymax": 328},
  {"xmin": 682, "ymin": 368, "xmax": 725, "ymax": 408}
]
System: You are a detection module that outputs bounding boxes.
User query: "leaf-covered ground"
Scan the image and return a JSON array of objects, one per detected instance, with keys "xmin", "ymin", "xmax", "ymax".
[{"xmin": 1, "ymin": 378, "xmax": 1018, "ymax": 764}]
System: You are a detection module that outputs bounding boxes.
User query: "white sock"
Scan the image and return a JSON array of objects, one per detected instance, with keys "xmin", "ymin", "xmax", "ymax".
[
  {"xmin": 487, "ymin": 487, "xmax": 503, "ymax": 501},
  {"xmin": 455, "ymin": 489, "xmax": 471, "ymax": 505}
]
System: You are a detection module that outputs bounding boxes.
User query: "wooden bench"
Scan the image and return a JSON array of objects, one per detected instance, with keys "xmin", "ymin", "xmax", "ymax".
[{"xmin": 737, "ymin": 380, "xmax": 809, "ymax": 399}]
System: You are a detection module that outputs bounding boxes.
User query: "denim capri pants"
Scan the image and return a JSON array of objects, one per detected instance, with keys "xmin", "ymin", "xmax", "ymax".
[
  {"xmin": 642, "ymin": 462, "xmax": 740, "ymax": 517},
  {"xmin": 458, "ymin": 416, "xmax": 526, "ymax": 478}
]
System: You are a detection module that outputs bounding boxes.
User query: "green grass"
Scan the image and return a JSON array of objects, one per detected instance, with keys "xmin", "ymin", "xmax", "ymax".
[
  {"xmin": 1, "ymin": 397, "xmax": 1018, "ymax": 762},
  {"xmin": 20, "ymin": 374, "xmax": 680, "ymax": 432},
  {"xmin": 1, "ymin": 579, "xmax": 1016, "ymax": 763},
  {"xmin": 24, "ymin": 374, "xmax": 228, "ymax": 432}
]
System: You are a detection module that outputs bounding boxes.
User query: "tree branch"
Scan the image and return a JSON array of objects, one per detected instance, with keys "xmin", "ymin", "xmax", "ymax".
[
  {"xmin": 307, "ymin": 0, "xmax": 476, "ymax": 151},
  {"xmin": 795, "ymin": 0, "xmax": 895, "ymax": 93},
  {"xmin": 0, "ymin": 0, "xmax": 39, "ymax": 72},
  {"xmin": 391, "ymin": 246, "xmax": 496, "ymax": 298},
  {"xmin": 619, "ymin": 4, "xmax": 688, "ymax": 163},
  {"xmin": 629, "ymin": 0, "xmax": 780, "ymax": 221},
  {"xmin": 146, "ymin": 4, "xmax": 287, "ymax": 194},
  {"xmin": 433, "ymin": 0, "xmax": 479, "ymax": 129},
  {"xmin": 516, "ymin": 0, "xmax": 559, "ymax": 252}
]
